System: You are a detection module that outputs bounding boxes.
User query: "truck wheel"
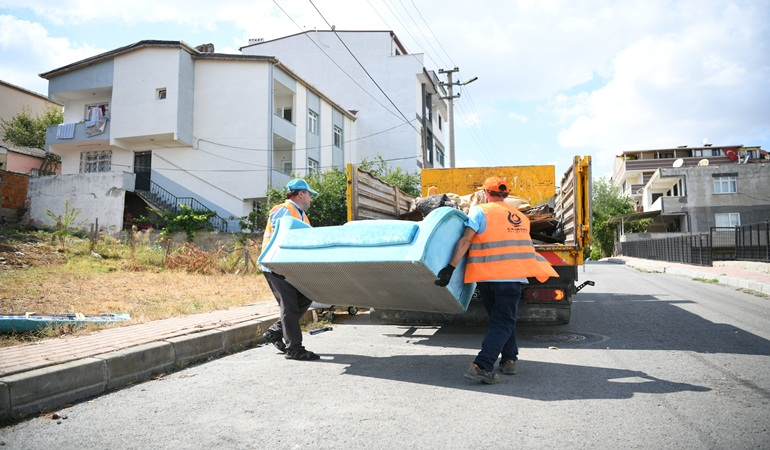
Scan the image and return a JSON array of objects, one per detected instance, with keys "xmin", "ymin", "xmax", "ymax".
[{"xmin": 348, "ymin": 307, "xmax": 358, "ymax": 315}]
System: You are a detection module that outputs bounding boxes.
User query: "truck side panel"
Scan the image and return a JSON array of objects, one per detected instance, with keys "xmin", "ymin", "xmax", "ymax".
[
  {"xmin": 421, "ymin": 165, "xmax": 556, "ymax": 207},
  {"xmin": 346, "ymin": 164, "xmax": 415, "ymax": 221}
]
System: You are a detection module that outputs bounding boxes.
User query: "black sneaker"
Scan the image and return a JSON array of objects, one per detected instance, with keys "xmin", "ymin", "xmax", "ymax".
[
  {"xmin": 263, "ymin": 331, "xmax": 286, "ymax": 353},
  {"xmin": 284, "ymin": 349, "xmax": 320, "ymax": 361}
]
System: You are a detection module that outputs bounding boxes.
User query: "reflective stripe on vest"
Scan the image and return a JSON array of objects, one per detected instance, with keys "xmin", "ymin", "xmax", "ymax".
[
  {"xmin": 464, "ymin": 202, "xmax": 559, "ymax": 283},
  {"xmin": 261, "ymin": 201, "xmax": 311, "ymax": 248}
]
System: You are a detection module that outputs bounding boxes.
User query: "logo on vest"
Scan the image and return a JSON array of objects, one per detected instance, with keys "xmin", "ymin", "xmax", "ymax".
[{"xmin": 507, "ymin": 212, "xmax": 522, "ymax": 227}]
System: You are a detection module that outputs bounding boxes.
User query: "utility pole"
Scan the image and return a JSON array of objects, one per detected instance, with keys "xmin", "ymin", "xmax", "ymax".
[
  {"xmin": 439, "ymin": 67, "xmax": 477, "ymax": 168},
  {"xmin": 439, "ymin": 67, "xmax": 459, "ymax": 168}
]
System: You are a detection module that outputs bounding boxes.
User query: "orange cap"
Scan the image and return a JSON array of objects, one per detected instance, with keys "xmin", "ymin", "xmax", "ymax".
[{"xmin": 482, "ymin": 177, "xmax": 508, "ymax": 193}]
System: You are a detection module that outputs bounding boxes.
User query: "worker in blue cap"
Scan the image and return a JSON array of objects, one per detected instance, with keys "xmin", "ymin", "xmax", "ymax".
[{"xmin": 260, "ymin": 178, "xmax": 321, "ymax": 361}]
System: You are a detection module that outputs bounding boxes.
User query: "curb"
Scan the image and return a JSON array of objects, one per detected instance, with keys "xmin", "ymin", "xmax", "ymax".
[
  {"xmin": 607, "ymin": 258, "xmax": 770, "ymax": 295},
  {"xmin": 0, "ymin": 315, "xmax": 290, "ymax": 424}
]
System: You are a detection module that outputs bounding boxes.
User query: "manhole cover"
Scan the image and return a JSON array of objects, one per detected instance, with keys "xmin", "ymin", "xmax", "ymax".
[{"xmin": 519, "ymin": 331, "xmax": 588, "ymax": 343}]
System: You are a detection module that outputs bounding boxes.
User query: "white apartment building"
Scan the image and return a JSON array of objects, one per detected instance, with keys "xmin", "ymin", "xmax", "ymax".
[
  {"xmin": 35, "ymin": 40, "xmax": 356, "ymax": 233},
  {"xmin": 241, "ymin": 30, "xmax": 447, "ymax": 171}
]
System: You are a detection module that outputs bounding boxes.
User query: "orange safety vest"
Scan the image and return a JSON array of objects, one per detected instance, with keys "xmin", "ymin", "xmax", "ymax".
[
  {"xmin": 261, "ymin": 201, "xmax": 311, "ymax": 248},
  {"xmin": 464, "ymin": 202, "xmax": 559, "ymax": 284}
]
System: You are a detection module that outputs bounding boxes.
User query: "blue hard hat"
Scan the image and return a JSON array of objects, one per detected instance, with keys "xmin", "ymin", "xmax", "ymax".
[{"xmin": 286, "ymin": 178, "xmax": 318, "ymax": 196}]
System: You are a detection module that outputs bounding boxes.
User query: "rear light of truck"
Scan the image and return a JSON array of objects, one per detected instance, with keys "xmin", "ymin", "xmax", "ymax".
[{"xmin": 524, "ymin": 288, "xmax": 565, "ymax": 302}]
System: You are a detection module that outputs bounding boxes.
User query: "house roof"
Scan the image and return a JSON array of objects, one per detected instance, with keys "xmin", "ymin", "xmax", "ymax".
[
  {"xmin": 38, "ymin": 39, "xmax": 357, "ymax": 122},
  {"xmin": 0, "ymin": 141, "xmax": 47, "ymax": 158},
  {"xmin": 239, "ymin": 30, "xmax": 409, "ymax": 55},
  {"xmin": 0, "ymin": 79, "xmax": 53, "ymax": 103},
  {"xmin": 39, "ymin": 40, "xmax": 276, "ymax": 79},
  {"xmin": 616, "ymin": 145, "xmax": 745, "ymax": 157}
]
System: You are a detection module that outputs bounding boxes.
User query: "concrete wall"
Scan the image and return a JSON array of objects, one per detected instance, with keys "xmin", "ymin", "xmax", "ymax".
[
  {"xmin": 662, "ymin": 163, "xmax": 770, "ymax": 231},
  {"xmin": 27, "ymin": 172, "xmax": 135, "ymax": 235},
  {"xmin": 112, "ymin": 47, "xmax": 189, "ymax": 145},
  {"xmin": 244, "ymin": 31, "xmax": 426, "ymax": 172},
  {"xmin": 0, "ymin": 80, "xmax": 57, "ymax": 120}
]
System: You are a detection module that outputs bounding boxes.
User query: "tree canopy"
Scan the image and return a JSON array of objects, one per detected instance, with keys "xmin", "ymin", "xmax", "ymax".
[
  {"xmin": 590, "ymin": 176, "xmax": 648, "ymax": 259},
  {"xmin": 0, "ymin": 106, "xmax": 63, "ymax": 149}
]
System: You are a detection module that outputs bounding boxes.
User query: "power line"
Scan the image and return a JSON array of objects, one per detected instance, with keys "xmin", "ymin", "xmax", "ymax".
[
  {"xmin": 396, "ymin": 0, "xmax": 450, "ymax": 69},
  {"xmin": 272, "ymin": 0, "xmax": 414, "ymax": 128},
  {"xmin": 408, "ymin": 0, "xmax": 456, "ymax": 68},
  {"xmin": 307, "ymin": 0, "xmax": 421, "ymax": 135}
]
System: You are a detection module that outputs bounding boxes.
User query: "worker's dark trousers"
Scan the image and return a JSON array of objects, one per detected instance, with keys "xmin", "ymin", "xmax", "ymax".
[
  {"xmin": 473, "ymin": 281, "xmax": 523, "ymax": 372},
  {"xmin": 263, "ymin": 271, "xmax": 313, "ymax": 351}
]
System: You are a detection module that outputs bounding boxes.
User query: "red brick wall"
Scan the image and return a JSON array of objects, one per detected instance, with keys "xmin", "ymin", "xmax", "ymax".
[{"xmin": 0, "ymin": 170, "xmax": 30, "ymax": 209}]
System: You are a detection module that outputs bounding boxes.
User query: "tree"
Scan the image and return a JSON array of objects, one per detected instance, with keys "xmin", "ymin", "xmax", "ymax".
[
  {"xmin": 358, "ymin": 154, "xmax": 421, "ymax": 197},
  {"xmin": 0, "ymin": 105, "xmax": 63, "ymax": 149},
  {"xmin": 590, "ymin": 176, "xmax": 648, "ymax": 259}
]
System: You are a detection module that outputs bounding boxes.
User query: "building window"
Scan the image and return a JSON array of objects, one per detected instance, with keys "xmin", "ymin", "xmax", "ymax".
[
  {"xmin": 157, "ymin": 88, "xmax": 167, "ymax": 100},
  {"xmin": 79, "ymin": 150, "xmax": 112, "ymax": 173},
  {"xmin": 437, "ymin": 114, "xmax": 443, "ymax": 131},
  {"xmin": 308, "ymin": 110, "xmax": 318, "ymax": 134},
  {"xmin": 715, "ymin": 213, "xmax": 740, "ymax": 227},
  {"xmin": 436, "ymin": 147, "xmax": 445, "ymax": 166},
  {"xmin": 308, "ymin": 158, "xmax": 319, "ymax": 175},
  {"xmin": 277, "ymin": 107, "xmax": 292, "ymax": 122},
  {"xmin": 333, "ymin": 126, "xmax": 342, "ymax": 148},
  {"xmin": 425, "ymin": 129, "xmax": 434, "ymax": 164},
  {"xmin": 424, "ymin": 93, "xmax": 432, "ymax": 122},
  {"xmin": 85, "ymin": 103, "xmax": 108, "ymax": 122},
  {"xmin": 713, "ymin": 174, "xmax": 737, "ymax": 194}
]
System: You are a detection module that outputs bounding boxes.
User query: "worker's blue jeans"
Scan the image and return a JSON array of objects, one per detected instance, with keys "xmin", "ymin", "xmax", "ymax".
[{"xmin": 473, "ymin": 281, "xmax": 522, "ymax": 372}]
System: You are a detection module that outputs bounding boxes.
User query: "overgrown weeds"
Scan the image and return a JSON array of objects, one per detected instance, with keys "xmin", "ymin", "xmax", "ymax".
[{"xmin": 0, "ymin": 228, "xmax": 273, "ymax": 347}]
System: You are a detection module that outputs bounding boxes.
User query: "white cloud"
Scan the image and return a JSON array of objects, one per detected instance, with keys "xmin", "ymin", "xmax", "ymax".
[
  {"xmin": 508, "ymin": 112, "xmax": 529, "ymax": 123},
  {"xmin": 555, "ymin": 1, "xmax": 770, "ymax": 164},
  {"xmin": 0, "ymin": 14, "xmax": 102, "ymax": 94}
]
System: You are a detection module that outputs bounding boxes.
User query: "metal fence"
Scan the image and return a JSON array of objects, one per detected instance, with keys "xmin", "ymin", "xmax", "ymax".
[{"xmin": 620, "ymin": 221, "xmax": 770, "ymax": 266}]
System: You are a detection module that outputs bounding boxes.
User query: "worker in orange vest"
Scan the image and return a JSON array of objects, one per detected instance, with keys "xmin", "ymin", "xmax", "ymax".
[
  {"xmin": 436, "ymin": 177, "xmax": 558, "ymax": 384},
  {"xmin": 260, "ymin": 178, "xmax": 321, "ymax": 361}
]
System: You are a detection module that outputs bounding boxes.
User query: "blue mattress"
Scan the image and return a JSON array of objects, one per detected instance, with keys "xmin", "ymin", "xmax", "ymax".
[{"xmin": 258, "ymin": 207, "xmax": 475, "ymax": 313}]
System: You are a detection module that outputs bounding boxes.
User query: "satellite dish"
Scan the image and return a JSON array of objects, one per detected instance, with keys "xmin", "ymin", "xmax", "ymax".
[
  {"xmin": 702, "ymin": 138, "xmax": 709, "ymax": 146},
  {"xmin": 698, "ymin": 159, "xmax": 710, "ymax": 166},
  {"xmin": 673, "ymin": 158, "xmax": 684, "ymax": 168}
]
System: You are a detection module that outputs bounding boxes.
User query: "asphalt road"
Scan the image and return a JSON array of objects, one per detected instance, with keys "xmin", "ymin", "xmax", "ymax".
[{"xmin": 2, "ymin": 261, "xmax": 769, "ymax": 449}]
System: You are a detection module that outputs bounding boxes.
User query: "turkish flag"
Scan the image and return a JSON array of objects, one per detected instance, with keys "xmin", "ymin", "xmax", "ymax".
[{"xmin": 722, "ymin": 147, "xmax": 739, "ymax": 161}]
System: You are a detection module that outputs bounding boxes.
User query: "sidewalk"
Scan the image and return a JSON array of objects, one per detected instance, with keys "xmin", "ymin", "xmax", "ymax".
[
  {"xmin": 3, "ymin": 258, "xmax": 769, "ymax": 424},
  {"xmin": 605, "ymin": 257, "xmax": 770, "ymax": 295},
  {"xmin": 0, "ymin": 301, "xmax": 294, "ymax": 423}
]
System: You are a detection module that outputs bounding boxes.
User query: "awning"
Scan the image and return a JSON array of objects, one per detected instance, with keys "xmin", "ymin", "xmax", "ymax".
[{"xmin": 608, "ymin": 210, "xmax": 661, "ymax": 224}]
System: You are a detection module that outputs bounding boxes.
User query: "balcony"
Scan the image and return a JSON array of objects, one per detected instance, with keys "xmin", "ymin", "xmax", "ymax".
[{"xmin": 46, "ymin": 121, "xmax": 111, "ymax": 151}]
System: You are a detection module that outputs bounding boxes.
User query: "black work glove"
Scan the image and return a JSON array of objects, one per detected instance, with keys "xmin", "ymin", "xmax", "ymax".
[{"xmin": 435, "ymin": 264, "xmax": 455, "ymax": 287}]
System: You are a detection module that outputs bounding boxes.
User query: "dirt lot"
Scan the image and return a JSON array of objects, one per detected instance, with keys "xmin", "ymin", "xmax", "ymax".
[{"xmin": 0, "ymin": 233, "xmax": 273, "ymax": 346}]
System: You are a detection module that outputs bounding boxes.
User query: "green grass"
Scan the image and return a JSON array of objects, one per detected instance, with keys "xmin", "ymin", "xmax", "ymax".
[{"xmin": 693, "ymin": 277, "xmax": 719, "ymax": 284}]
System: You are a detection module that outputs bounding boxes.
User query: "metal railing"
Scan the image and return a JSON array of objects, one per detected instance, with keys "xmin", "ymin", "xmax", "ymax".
[
  {"xmin": 135, "ymin": 180, "xmax": 228, "ymax": 232},
  {"xmin": 619, "ymin": 221, "xmax": 770, "ymax": 266}
]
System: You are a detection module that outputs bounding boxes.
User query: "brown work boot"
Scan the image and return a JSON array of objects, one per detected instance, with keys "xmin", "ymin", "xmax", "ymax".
[
  {"xmin": 500, "ymin": 359, "xmax": 517, "ymax": 375},
  {"xmin": 464, "ymin": 363, "xmax": 500, "ymax": 384}
]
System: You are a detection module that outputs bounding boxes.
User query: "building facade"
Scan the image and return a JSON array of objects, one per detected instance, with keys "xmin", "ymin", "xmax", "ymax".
[
  {"xmin": 37, "ymin": 40, "xmax": 356, "ymax": 233},
  {"xmin": 612, "ymin": 145, "xmax": 769, "ymax": 234},
  {"xmin": 0, "ymin": 79, "xmax": 61, "ymax": 175},
  {"xmin": 241, "ymin": 30, "xmax": 447, "ymax": 171}
]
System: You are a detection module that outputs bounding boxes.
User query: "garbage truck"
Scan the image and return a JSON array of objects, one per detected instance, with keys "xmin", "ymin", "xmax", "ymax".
[{"xmin": 345, "ymin": 155, "xmax": 593, "ymax": 324}]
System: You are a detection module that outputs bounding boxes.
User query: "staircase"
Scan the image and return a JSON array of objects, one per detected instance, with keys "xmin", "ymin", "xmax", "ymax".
[{"xmin": 135, "ymin": 181, "xmax": 228, "ymax": 232}]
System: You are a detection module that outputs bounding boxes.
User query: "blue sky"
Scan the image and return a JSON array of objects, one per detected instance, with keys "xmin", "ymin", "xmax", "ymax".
[{"xmin": 1, "ymin": 0, "xmax": 768, "ymax": 179}]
